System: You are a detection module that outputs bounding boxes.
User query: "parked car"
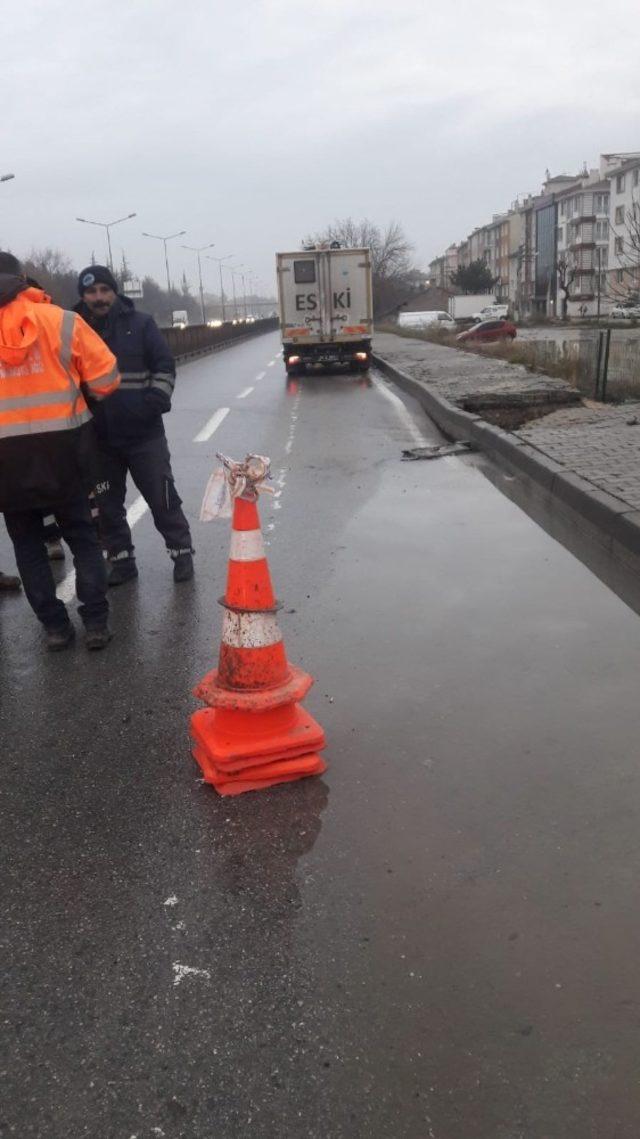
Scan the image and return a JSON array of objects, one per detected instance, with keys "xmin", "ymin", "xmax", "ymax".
[
  {"xmin": 610, "ymin": 305, "xmax": 640, "ymax": 319},
  {"xmin": 471, "ymin": 304, "xmax": 510, "ymax": 322},
  {"xmin": 398, "ymin": 310, "xmax": 456, "ymax": 330},
  {"xmin": 456, "ymin": 319, "xmax": 517, "ymax": 344}
]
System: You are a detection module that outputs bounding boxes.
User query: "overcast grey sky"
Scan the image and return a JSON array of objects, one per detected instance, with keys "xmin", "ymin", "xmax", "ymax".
[{"xmin": 3, "ymin": 0, "xmax": 640, "ymax": 296}]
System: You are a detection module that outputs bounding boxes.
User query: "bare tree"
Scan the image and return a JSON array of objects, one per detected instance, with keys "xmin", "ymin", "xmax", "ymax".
[
  {"xmin": 301, "ymin": 217, "xmax": 416, "ymax": 316},
  {"xmin": 557, "ymin": 257, "xmax": 576, "ymax": 320}
]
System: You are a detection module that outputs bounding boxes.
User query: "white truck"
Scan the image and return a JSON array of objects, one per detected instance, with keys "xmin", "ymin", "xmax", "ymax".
[
  {"xmin": 171, "ymin": 310, "xmax": 188, "ymax": 329},
  {"xmin": 276, "ymin": 246, "xmax": 373, "ymax": 374},
  {"xmin": 448, "ymin": 294, "xmax": 496, "ymax": 321}
]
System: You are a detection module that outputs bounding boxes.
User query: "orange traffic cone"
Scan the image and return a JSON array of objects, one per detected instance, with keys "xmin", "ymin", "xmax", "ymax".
[{"xmin": 191, "ymin": 490, "xmax": 326, "ymax": 796}]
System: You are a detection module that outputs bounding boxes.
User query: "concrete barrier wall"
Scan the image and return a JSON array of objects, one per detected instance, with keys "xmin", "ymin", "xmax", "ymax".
[{"xmin": 163, "ymin": 318, "xmax": 279, "ymax": 363}]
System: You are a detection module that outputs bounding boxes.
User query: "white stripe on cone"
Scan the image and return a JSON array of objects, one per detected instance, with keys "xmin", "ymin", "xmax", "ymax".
[
  {"xmin": 222, "ymin": 610, "xmax": 282, "ymax": 649},
  {"xmin": 229, "ymin": 528, "xmax": 265, "ymax": 562}
]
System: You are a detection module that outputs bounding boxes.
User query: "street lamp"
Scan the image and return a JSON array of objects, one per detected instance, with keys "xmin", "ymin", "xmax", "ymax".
[
  {"xmin": 142, "ymin": 229, "xmax": 186, "ymax": 294},
  {"xmin": 182, "ymin": 242, "xmax": 215, "ymax": 325},
  {"xmin": 76, "ymin": 212, "xmax": 136, "ymax": 271},
  {"xmin": 0, "ymin": 174, "xmax": 15, "ymax": 184},
  {"xmin": 206, "ymin": 254, "xmax": 233, "ymax": 322},
  {"xmin": 227, "ymin": 264, "xmax": 244, "ymax": 320}
]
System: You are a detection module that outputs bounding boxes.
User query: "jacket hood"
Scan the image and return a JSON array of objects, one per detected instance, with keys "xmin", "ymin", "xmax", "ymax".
[{"xmin": 0, "ymin": 283, "xmax": 50, "ymax": 367}]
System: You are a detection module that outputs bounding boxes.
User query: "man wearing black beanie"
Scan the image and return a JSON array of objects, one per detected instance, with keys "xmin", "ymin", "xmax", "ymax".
[{"xmin": 75, "ymin": 266, "xmax": 194, "ymax": 585}]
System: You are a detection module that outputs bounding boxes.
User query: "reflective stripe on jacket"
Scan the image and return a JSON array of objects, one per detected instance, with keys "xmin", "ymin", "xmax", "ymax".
[
  {"xmin": 0, "ymin": 291, "xmax": 119, "ymax": 440},
  {"xmin": 0, "ymin": 287, "xmax": 120, "ymax": 510},
  {"xmin": 74, "ymin": 295, "xmax": 176, "ymax": 446}
]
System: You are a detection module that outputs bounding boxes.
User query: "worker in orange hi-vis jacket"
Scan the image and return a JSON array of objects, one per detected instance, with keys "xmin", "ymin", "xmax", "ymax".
[{"xmin": 0, "ymin": 251, "xmax": 121, "ymax": 651}]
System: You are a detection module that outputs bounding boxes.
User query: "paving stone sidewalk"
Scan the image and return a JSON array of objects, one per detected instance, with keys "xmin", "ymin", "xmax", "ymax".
[
  {"xmin": 373, "ymin": 331, "xmax": 578, "ymax": 408},
  {"xmin": 374, "ymin": 331, "xmax": 640, "ymax": 513}
]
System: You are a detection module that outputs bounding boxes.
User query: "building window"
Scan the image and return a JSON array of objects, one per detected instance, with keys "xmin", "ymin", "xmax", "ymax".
[
  {"xmin": 595, "ymin": 220, "xmax": 607, "ymax": 239},
  {"xmin": 615, "ymin": 206, "xmax": 625, "ymax": 225},
  {"xmin": 597, "ymin": 246, "xmax": 608, "ymax": 269},
  {"xmin": 594, "ymin": 193, "xmax": 609, "ymax": 213},
  {"xmin": 557, "ymin": 226, "xmax": 563, "ymax": 244},
  {"xmin": 615, "ymin": 236, "xmax": 624, "ymax": 255},
  {"xmin": 634, "ymin": 169, "xmax": 640, "ymax": 188},
  {"xmin": 617, "ymin": 269, "xmax": 624, "ymax": 283},
  {"xmin": 616, "ymin": 174, "xmax": 626, "ymax": 193}
]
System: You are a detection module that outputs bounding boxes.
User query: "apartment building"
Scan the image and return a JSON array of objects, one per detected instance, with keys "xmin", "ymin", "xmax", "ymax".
[
  {"xmin": 428, "ymin": 243, "xmax": 460, "ymax": 289},
  {"xmin": 555, "ymin": 174, "xmax": 610, "ymax": 317},
  {"xmin": 606, "ymin": 154, "xmax": 640, "ymax": 301}
]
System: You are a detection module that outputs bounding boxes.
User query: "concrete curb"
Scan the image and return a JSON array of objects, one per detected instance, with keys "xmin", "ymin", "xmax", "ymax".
[{"xmin": 372, "ymin": 350, "xmax": 640, "ymax": 560}]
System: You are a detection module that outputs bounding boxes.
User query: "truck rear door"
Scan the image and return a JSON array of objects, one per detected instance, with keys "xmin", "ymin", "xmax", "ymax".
[
  {"xmin": 278, "ymin": 253, "xmax": 326, "ymax": 343},
  {"xmin": 324, "ymin": 249, "xmax": 373, "ymax": 342}
]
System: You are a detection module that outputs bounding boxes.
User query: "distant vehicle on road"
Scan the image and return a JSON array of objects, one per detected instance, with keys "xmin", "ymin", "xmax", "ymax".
[
  {"xmin": 172, "ymin": 310, "xmax": 188, "ymax": 329},
  {"xmin": 472, "ymin": 303, "xmax": 510, "ymax": 322},
  {"xmin": 610, "ymin": 305, "xmax": 640, "ymax": 319},
  {"xmin": 457, "ymin": 319, "xmax": 517, "ymax": 344},
  {"xmin": 277, "ymin": 245, "xmax": 373, "ymax": 375},
  {"xmin": 398, "ymin": 310, "xmax": 455, "ymax": 330},
  {"xmin": 448, "ymin": 294, "xmax": 496, "ymax": 321}
]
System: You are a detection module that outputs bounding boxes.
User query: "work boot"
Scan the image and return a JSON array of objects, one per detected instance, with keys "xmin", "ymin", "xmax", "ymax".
[
  {"xmin": 108, "ymin": 557, "xmax": 138, "ymax": 587},
  {"xmin": 46, "ymin": 539, "xmax": 65, "ymax": 561},
  {"xmin": 85, "ymin": 625, "xmax": 113, "ymax": 651},
  {"xmin": 0, "ymin": 571, "xmax": 21, "ymax": 592},
  {"xmin": 46, "ymin": 623, "xmax": 76, "ymax": 652},
  {"xmin": 173, "ymin": 552, "xmax": 194, "ymax": 583}
]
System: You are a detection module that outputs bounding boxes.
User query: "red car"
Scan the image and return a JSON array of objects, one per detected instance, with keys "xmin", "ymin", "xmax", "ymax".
[{"xmin": 456, "ymin": 319, "xmax": 517, "ymax": 344}]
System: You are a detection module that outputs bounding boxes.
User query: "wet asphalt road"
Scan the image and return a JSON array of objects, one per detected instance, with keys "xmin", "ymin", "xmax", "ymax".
[{"xmin": 3, "ymin": 330, "xmax": 640, "ymax": 1138}]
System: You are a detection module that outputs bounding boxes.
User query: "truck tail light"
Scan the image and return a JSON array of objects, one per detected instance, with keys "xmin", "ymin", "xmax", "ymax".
[
  {"xmin": 288, "ymin": 355, "xmax": 301, "ymax": 365},
  {"xmin": 354, "ymin": 351, "xmax": 368, "ymax": 361}
]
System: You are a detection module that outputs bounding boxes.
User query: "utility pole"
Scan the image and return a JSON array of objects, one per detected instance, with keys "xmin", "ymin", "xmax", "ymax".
[
  {"xmin": 182, "ymin": 242, "xmax": 215, "ymax": 324},
  {"xmin": 142, "ymin": 229, "xmax": 186, "ymax": 294},
  {"xmin": 77, "ymin": 212, "xmax": 136, "ymax": 271}
]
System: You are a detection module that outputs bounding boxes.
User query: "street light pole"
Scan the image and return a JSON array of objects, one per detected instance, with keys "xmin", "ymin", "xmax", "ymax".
[
  {"xmin": 182, "ymin": 242, "xmax": 215, "ymax": 325},
  {"xmin": 207, "ymin": 254, "xmax": 233, "ymax": 321},
  {"xmin": 76, "ymin": 212, "xmax": 137, "ymax": 271},
  {"xmin": 142, "ymin": 230, "xmax": 186, "ymax": 294},
  {"xmin": 228, "ymin": 264, "xmax": 243, "ymax": 320}
]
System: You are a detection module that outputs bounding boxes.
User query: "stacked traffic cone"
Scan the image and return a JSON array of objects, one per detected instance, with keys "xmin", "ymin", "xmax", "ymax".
[{"xmin": 191, "ymin": 491, "xmax": 326, "ymax": 796}]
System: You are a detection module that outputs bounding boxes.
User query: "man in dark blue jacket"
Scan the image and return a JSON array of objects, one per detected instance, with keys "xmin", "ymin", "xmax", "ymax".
[{"xmin": 75, "ymin": 266, "xmax": 194, "ymax": 585}]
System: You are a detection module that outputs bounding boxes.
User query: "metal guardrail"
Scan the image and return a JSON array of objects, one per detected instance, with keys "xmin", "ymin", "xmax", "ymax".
[{"xmin": 163, "ymin": 318, "xmax": 279, "ymax": 363}]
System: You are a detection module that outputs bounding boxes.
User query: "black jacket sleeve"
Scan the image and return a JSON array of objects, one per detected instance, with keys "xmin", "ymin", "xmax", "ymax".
[{"xmin": 143, "ymin": 316, "xmax": 176, "ymax": 415}]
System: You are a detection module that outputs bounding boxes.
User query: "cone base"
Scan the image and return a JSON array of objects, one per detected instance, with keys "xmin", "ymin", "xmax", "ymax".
[
  {"xmin": 194, "ymin": 663, "xmax": 313, "ymax": 711},
  {"xmin": 192, "ymin": 741, "xmax": 326, "ymax": 796},
  {"xmin": 190, "ymin": 704, "xmax": 326, "ymax": 768}
]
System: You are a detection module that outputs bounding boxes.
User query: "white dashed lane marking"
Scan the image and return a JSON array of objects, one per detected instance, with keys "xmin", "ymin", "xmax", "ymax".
[
  {"xmin": 237, "ymin": 386, "xmax": 254, "ymax": 399},
  {"xmin": 56, "ymin": 494, "xmax": 149, "ymax": 603},
  {"xmin": 193, "ymin": 407, "xmax": 230, "ymax": 443}
]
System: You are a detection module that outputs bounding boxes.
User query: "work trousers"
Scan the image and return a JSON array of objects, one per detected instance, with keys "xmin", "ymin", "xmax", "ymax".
[
  {"xmin": 97, "ymin": 433, "xmax": 192, "ymax": 559},
  {"xmin": 4, "ymin": 498, "xmax": 109, "ymax": 631}
]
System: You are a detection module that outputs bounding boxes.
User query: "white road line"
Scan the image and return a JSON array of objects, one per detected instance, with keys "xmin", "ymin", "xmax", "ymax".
[
  {"xmin": 267, "ymin": 361, "xmax": 275, "ymax": 368},
  {"xmin": 56, "ymin": 494, "xmax": 149, "ymax": 603},
  {"xmin": 255, "ymin": 371, "xmax": 266, "ymax": 381},
  {"xmin": 193, "ymin": 407, "xmax": 230, "ymax": 443},
  {"xmin": 371, "ymin": 374, "xmax": 429, "ymax": 448},
  {"xmin": 237, "ymin": 386, "xmax": 254, "ymax": 399}
]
